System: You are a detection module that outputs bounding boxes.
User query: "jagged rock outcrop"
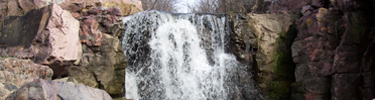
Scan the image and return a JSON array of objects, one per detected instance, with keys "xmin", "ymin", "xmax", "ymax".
[
  {"xmin": 239, "ymin": 12, "xmax": 299, "ymax": 99},
  {"xmin": 0, "ymin": 0, "xmax": 142, "ymax": 32},
  {"xmin": 0, "ymin": 3, "xmax": 82, "ymax": 78},
  {"xmin": 269, "ymin": 0, "xmax": 327, "ymax": 12},
  {"xmin": 0, "ymin": 0, "xmax": 141, "ymax": 99},
  {"xmin": 291, "ymin": 4, "xmax": 374, "ymax": 100},
  {"xmin": 0, "ymin": 58, "xmax": 53, "ymax": 99},
  {"xmin": 5, "ymin": 79, "xmax": 112, "ymax": 100},
  {"xmin": 251, "ymin": 0, "xmax": 375, "ymax": 100},
  {"xmin": 68, "ymin": 6, "xmax": 127, "ymax": 98}
]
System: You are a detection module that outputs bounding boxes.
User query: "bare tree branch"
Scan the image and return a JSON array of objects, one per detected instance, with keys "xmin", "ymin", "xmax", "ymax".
[
  {"xmin": 141, "ymin": 0, "xmax": 178, "ymax": 12},
  {"xmin": 189, "ymin": 0, "xmax": 267, "ymax": 13}
]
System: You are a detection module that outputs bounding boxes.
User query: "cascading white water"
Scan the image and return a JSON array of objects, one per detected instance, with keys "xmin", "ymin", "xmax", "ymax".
[{"xmin": 122, "ymin": 11, "xmax": 254, "ymax": 100}]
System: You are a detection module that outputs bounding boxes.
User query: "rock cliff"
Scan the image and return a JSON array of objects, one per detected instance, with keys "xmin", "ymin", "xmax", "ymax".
[
  {"xmin": 0, "ymin": 0, "xmax": 142, "ymax": 99},
  {"xmin": 239, "ymin": 0, "xmax": 375, "ymax": 99}
]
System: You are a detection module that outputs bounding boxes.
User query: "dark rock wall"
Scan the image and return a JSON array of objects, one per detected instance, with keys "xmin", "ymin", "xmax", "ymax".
[{"xmin": 262, "ymin": 0, "xmax": 375, "ymax": 99}]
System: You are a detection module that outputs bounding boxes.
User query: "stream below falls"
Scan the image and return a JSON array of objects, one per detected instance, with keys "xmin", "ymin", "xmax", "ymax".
[{"xmin": 122, "ymin": 10, "xmax": 260, "ymax": 100}]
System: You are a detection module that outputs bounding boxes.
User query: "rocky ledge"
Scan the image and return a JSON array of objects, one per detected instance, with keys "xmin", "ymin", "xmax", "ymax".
[
  {"xmin": 233, "ymin": 0, "xmax": 375, "ymax": 100},
  {"xmin": 0, "ymin": 0, "xmax": 142, "ymax": 99}
]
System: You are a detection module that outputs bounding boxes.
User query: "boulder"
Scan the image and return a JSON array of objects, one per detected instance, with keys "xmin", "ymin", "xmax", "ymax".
[
  {"xmin": 0, "ymin": 4, "xmax": 82, "ymax": 78},
  {"xmin": 5, "ymin": 79, "xmax": 112, "ymax": 100},
  {"xmin": 0, "ymin": 58, "xmax": 53, "ymax": 99}
]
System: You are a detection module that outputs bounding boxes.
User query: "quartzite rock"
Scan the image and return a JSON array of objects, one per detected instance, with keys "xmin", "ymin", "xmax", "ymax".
[
  {"xmin": 0, "ymin": 58, "xmax": 53, "ymax": 99},
  {"xmin": 0, "ymin": 4, "xmax": 82, "ymax": 78},
  {"xmin": 243, "ymin": 11, "xmax": 300, "ymax": 99},
  {"xmin": 5, "ymin": 79, "xmax": 112, "ymax": 100},
  {"xmin": 291, "ymin": 7, "xmax": 340, "ymax": 100},
  {"xmin": 68, "ymin": 7, "xmax": 127, "ymax": 97},
  {"xmin": 41, "ymin": 3, "xmax": 82, "ymax": 64},
  {"xmin": 289, "ymin": 0, "xmax": 375, "ymax": 99},
  {"xmin": 0, "ymin": 0, "xmax": 143, "ymax": 33},
  {"xmin": 0, "ymin": 0, "xmax": 139, "ymax": 99},
  {"xmin": 269, "ymin": 0, "xmax": 326, "ymax": 13}
]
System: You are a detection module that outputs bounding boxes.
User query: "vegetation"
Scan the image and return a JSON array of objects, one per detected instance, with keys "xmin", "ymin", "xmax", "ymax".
[
  {"xmin": 187, "ymin": 0, "xmax": 268, "ymax": 13},
  {"xmin": 140, "ymin": 0, "xmax": 179, "ymax": 12}
]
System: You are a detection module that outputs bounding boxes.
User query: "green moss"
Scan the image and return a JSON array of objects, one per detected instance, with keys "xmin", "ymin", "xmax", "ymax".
[
  {"xmin": 273, "ymin": 25, "xmax": 297, "ymax": 81},
  {"xmin": 274, "ymin": 47, "xmax": 294, "ymax": 80},
  {"xmin": 227, "ymin": 11, "xmax": 234, "ymax": 15},
  {"xmin": 105, "ymin": 69, "xmax": 125, "ymax": 96},
  {"xmin": 270, "ymin": 24, "xmax": 297, "ymax": 100},
  {"xmin": 269, "ymin": 81, "xmax": 292, "ymax": 99}
]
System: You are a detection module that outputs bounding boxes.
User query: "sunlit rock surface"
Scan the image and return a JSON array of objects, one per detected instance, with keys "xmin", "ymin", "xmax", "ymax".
[
  {"xmin": 0, "ymin": 58, "xmax": 53, "ymax": 99},
  {"xmin": 5, "ymin": 79, "xmax": 112, "ymax": 100}
]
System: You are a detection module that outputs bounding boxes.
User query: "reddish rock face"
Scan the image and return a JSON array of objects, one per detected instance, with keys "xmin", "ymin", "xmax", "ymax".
[
  {"xmin": 258, "ymin": 0, "xmax": 375, "ymax": 99},
  {"xmin": 69, "ymin": 6, "xmax": 127, "ymax": 97},
  {"xmin": 285, "ymin": 0, "xmax": 375, "ymax": 100}
]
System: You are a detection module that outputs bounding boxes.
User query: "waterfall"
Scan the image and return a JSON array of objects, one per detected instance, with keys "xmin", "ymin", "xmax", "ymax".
[{"xmin": 122, "ymin": 11, "xmax": 258, "ymax": 100}]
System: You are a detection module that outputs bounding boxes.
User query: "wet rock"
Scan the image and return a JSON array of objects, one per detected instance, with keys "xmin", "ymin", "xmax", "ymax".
[
  {"xmin": 0, "ymin": 58, "xmax": 53, "ymax": 99},
  {"xmin": 5, "ymin": 79, "xmax": 112, "ymax": 100}
]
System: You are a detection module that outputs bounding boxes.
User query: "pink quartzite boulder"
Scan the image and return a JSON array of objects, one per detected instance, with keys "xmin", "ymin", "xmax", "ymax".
[
  {"xmin": 5, "ymin": 79, "xmax": 112, "ymax": 100},
  {"xmin": 0, "ymin": 4, "xmax": 82, "ymax": 78},
  {"xmin": 0, "ymin": 0, "xmax": 140, "ymax": 99},
  {"xmin": 0, "ymin": 58, "xmax": 53, "ymax": 99}
]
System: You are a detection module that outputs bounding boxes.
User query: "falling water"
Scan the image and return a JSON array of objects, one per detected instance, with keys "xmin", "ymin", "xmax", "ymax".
[{"xmin": 122, "ymin": 11, "xmax": 257, "ymax": 100}]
